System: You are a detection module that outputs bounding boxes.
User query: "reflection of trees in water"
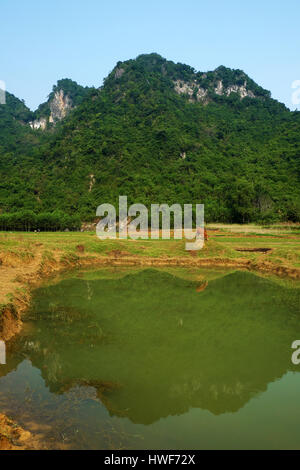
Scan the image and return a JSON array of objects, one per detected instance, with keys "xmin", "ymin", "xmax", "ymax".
[{"xmin": 2, "ymin": 270, "xmax": 300, "ymax": 425}]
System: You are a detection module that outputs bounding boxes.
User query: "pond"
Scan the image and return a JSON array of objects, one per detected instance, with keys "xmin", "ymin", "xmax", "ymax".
[{"xmin": 0, "ymin": 268, "xmax": 299, "ymax": 449}]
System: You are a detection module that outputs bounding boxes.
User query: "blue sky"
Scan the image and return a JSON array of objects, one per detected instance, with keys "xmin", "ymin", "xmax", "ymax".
[{"xmin": 1, "ymin": 0, "xmax": 299, "ymax": 110}]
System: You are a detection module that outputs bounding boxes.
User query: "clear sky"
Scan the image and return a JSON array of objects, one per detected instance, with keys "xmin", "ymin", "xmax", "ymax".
[{"xmin": 1, "ymin": 0, "xmax": 299, "ymax": 110}]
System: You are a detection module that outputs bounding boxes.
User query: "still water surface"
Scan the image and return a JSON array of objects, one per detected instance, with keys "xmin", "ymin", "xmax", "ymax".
[{"xmin": 0, "ymin": 268, "xmax": 299, "ymax": 449}]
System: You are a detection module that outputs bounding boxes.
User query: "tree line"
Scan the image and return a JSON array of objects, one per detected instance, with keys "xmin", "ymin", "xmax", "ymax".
[{"xmin": 0, "ymin": 210, "xmax": 81, "ymax": 232}]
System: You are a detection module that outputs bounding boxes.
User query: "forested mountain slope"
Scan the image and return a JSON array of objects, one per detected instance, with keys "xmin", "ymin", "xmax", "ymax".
[{"xmin": 0, "ymin": 53, "xmax": 299, "ymax": 224}]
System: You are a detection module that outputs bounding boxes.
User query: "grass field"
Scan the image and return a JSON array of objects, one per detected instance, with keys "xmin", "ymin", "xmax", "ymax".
[{"xmin": 0, "ymin": 223, "xmax": 299, "ymax": 264}]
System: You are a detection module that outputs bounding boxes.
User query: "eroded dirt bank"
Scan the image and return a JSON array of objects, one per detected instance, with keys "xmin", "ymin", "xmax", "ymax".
[{"xmin": 0, "ymin": 413, "xmax": 46, "ymax": 450}]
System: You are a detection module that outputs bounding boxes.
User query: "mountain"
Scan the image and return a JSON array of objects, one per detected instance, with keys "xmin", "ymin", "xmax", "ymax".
[{"xmin": 0, "ymin": 53, "xmax": 299, "ymax": 225}]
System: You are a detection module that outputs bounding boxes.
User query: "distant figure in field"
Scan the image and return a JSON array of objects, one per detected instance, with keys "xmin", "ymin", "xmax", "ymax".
[{"xmin": 196, "ymin": 227, "xmax": 209, "ymax": 241}]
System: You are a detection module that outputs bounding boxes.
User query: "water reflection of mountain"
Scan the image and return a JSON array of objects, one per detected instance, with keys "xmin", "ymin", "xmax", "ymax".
[{"xmin": 2, "ymin": 270, "xmax": 300, "ymax": 425}]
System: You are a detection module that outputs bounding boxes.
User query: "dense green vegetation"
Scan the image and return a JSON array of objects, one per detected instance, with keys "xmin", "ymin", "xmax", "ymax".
[
  {"xmin": 0, "ymin": 91, "xmax": 34, "ymax": 151},
  {"xmin": 0, "ymin": 53, "xmax": 299, "ymax": 226},
  {"xmin": 0, "ymin": 210, "xmax": 81, "ymax": 232}
]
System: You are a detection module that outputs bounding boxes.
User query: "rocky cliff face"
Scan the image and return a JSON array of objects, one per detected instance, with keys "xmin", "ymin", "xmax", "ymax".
[
  {"xmin": 174, "ymin": 79, "xmax": 256, "ymax": 103},
  {"xmin": 30, "ymin": 79, "xmax": 90, "ymax": 130},
  {"xmin": 30, "ymin": 90, "xmax": 73, "ymax": 129},
  {"xmin": 49, "ymin": 89, "xmax": 73, "ymax": 122}
]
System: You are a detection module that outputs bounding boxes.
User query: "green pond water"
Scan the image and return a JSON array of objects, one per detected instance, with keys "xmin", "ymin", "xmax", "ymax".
[{"xmin": 0, "ymin": 268, "xmax": 300, "ymax": 449}]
